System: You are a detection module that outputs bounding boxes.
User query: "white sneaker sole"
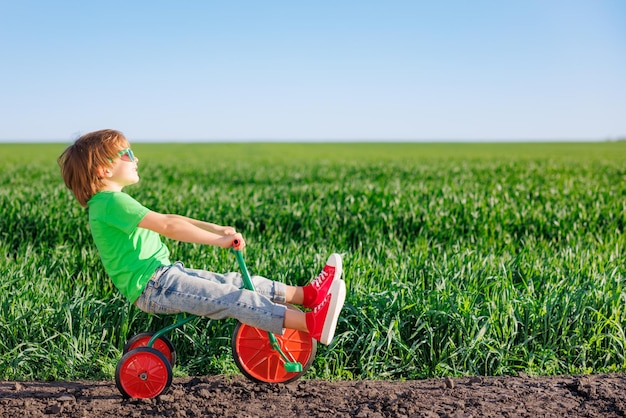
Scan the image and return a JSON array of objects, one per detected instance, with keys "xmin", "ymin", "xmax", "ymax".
[
  {"xmin": 328, "ymin": 253, "xmax": 343, "ymax": 283},
  {"xmin": 320, "ymin": 279, "xmax": 346, "ymax": 345}
]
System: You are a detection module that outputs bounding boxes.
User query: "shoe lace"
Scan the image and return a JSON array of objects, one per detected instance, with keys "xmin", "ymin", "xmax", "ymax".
[
  {"xmin": 312, "ymin": 269, "xmax": 328, "ymax": 288},
  {"xmin": 312, "ymin": 293, "xmax": 330, "ymax": 314}
]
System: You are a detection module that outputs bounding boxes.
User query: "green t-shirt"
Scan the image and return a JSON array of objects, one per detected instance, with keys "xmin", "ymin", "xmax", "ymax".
[{"xmin": 88, "ymin": 191, "xmax": 171, "ymax": 303}]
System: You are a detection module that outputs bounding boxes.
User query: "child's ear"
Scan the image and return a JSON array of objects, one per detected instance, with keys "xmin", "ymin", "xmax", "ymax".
[{"xmin": 96, "ymin": 166, "xmax": 111, "ymax": 178}]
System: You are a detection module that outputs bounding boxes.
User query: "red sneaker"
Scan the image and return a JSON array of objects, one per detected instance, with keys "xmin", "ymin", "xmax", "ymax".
[
  {"xmin": 302, "ymin": 253, "xmax": 343, "ymax": 309},
  {"xmin": 306, "ymin": 279, "xmax": 346, "ymax": 345}
]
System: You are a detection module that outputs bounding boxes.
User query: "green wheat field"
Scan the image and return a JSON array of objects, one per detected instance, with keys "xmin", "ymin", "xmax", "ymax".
[{"xmin": 1, "ymin": 141, "xmax": 625, "ymax": 381}]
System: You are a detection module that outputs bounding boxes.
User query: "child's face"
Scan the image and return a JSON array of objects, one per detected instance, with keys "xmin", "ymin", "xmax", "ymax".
[{"xmin": 104, "ymin": 146, "xmax": 140, "ymax": 189}]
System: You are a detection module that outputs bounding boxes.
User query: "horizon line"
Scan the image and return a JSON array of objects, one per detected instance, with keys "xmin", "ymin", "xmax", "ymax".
[{"xmin": 1, "ymin": 137, "xmax": 624, "ymax": 144}]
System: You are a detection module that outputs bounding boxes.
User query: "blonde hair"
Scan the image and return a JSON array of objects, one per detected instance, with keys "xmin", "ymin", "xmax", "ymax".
[{"xmin": 58, "ymin": 129, "xmax": 129, "ymax": 207}]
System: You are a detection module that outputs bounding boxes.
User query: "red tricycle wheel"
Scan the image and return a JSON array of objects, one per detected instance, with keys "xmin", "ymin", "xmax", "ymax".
[
  {"xmin": 123, "ymin": 332, "xmax": 176, "ymax": 366},
  {"xmin": 115, "ymin": 347, "xmax": 173, "ymax": 399},
  {"xmin": 231, "ymin": 306, "xmax": 317, "ymax": 383}
]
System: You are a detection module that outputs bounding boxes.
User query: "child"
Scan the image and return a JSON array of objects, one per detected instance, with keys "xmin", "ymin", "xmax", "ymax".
[{"xmin": 58, "ymin": 129, "xmax": 346, "ymax": 345}]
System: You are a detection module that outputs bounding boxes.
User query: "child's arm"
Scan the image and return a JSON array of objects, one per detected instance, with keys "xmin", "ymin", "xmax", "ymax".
[
  {"xmin": 163, "ymin": 214, "xmax": 236, "ymax": 236},
  {"xmin": 138, "ymin": 211, "xmax": 244, "ymax": 249}
]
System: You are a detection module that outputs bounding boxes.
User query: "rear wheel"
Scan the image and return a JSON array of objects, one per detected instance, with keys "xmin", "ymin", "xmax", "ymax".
[
  {"xmin": 115, "ymin": 347, "xmax": 173, "ymax": 399},
  {"xmin": 123, "ymin": 332, "xmax": 176, "ymax": 366}
]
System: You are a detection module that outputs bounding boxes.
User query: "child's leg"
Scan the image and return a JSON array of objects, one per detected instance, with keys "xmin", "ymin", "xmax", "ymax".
[
  {"xmin": 210, "ymin": 253, "xmax": 342, "ymax": 308},
  {"xmin": 183, "ymin": 268, "xmax": 288, "ymax": 305},
  {"xmin": 135, "ymin": 262, "xmax": 287, "ymax": 335},
  {"xmin": 285, "ymin": 286, "xmax": 304, "ymax": 305},
  {"xmin": 283, "ymin": 308, "xmax": 307, "ymax": 332},
  {"xmin": 136, "ymin": 254, "xmax": 346, "ymax": 344}
]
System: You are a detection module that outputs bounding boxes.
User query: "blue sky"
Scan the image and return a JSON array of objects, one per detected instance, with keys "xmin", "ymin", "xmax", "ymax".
[{"xmin": 1, "ymin": 1, "xmax": 625, "ymax": 142}]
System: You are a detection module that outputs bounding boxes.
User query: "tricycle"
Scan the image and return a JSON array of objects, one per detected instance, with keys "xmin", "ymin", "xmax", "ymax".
[{"xmin": 114, "ymin": 248, "xmax": 317, "ymax": 398}]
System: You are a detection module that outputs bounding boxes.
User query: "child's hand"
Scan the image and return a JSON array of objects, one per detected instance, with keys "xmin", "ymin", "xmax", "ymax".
[
  {"xmin": 221, "ymin": 226, "xmax": 237, "ymax": 236},
  {"xmin": 229, "ymin": 233, "xmax": 246, "ymax": 251}
]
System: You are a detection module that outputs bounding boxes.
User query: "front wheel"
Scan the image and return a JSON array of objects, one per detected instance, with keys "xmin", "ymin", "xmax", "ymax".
[{"xmin": 231, "ymin": 306, "xmax": 317, "ymax": 383}]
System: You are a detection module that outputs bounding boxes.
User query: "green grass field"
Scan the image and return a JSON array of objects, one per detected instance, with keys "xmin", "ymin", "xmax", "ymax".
[{"xmin": 1, "ymin": 141, "xmax": 625, "ymax": 381}]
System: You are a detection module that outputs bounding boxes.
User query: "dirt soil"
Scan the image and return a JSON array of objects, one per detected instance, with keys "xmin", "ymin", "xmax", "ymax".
[{"xmin": 1, "ymin": 373, "xmax": 626, "ymax": 417}]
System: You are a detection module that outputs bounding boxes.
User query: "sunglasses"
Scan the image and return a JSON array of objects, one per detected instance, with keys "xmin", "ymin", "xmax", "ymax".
[{"xmin": 109, "ymin": 148, "xmax": 136, "ymax": 163}]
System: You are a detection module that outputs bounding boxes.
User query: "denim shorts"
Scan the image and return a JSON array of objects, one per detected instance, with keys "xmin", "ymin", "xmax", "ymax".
[{"xmin": 134, "ymin": 262, "xmax": 288, "ymax": 335}]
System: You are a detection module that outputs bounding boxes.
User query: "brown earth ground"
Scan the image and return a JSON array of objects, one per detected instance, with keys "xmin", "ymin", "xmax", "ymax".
[{"xmin": 1, "ymin": 373, "xmax": 625, "ymax": 417}]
